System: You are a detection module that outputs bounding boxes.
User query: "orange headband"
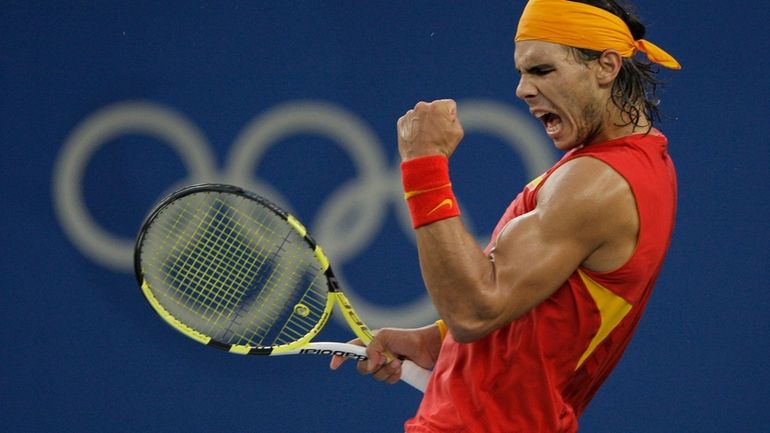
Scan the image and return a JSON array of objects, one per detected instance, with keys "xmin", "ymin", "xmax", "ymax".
[{"xmin": 515, "ymin": 0, "xmax": 681, "ymax": 70}]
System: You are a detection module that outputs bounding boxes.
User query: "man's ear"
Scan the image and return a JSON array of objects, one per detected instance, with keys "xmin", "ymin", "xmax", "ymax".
[{"xmin": 596, "ymin": 49, "xmax": 623, "ymax": 86}]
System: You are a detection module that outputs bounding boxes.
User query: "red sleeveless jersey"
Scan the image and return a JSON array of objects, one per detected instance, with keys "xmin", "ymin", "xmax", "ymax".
[{"xmin": 405, "ymin": 132, "xmax": 677, "ymax": 433}]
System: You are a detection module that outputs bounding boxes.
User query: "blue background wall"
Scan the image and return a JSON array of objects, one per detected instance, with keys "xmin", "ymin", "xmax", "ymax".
[{"xmin": 2, "ymin": 2, "xmax": 769, "ymax": 432}]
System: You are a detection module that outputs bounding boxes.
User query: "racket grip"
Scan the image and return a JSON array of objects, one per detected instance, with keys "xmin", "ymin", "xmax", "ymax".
[{"xmin": 400, "ymin": 360, "xmax": 431, "ymax": 392}]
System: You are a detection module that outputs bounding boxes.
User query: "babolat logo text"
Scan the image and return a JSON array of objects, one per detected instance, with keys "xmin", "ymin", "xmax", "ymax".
[{"xmin": 299, "ymin": 348, "xmax": 367, "ymax": 361}]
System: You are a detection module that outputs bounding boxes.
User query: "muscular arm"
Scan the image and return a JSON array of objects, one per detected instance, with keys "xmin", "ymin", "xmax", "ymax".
[
  {"xmin": 416, "ymin": 156, "xmax": 638, "ymax": 342},
  {"xmin": 398, "ymin": 100, "xmax": 638, "ymax": 343}
]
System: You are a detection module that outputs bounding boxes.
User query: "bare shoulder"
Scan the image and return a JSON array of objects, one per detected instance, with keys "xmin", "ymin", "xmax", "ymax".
[
  {"xmin": 537, "ymin": 156, "xmax": 639, "ymax": 272},
  {"xmin": 539, "ymin": 156, "xmax": 630, "ymax": 204}
]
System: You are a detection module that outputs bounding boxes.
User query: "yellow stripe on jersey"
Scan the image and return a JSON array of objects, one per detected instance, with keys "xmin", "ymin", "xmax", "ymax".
[
  {"xmin": 526, "ymin": 174, "xmax": 546, "ymax": 190},
  {"xmin": 575, "ymin": 269, "xmax": 633, "ymax": 369}
]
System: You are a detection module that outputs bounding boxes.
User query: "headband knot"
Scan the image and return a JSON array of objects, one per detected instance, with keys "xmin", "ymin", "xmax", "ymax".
[{"xmin": 515, "ymin": 0, "xmax": 681, "ymax": 70}]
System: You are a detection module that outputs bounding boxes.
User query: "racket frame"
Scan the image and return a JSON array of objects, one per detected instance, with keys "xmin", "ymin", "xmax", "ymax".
[
  {"xmin": 135, "ymin": 184, "xmax": 376, "ymax": 356},
  {"xmin": 134, "ymin": 183, "xmax": 430, "ymax": 390}
]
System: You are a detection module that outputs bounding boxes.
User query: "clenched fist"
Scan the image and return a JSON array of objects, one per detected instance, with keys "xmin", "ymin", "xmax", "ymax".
[{"xmin": 397, "ymin": 99, "xmax": 464, "ymax": 161}]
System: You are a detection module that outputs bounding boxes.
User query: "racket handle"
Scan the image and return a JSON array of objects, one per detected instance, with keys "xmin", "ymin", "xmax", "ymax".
[
  {"xmin": 296, "ymin": 342, "xmax": 431, "ymax": 392},
  {"xmin": 400, "ymin": 360, "xmax": 431, "ymax": 392}
]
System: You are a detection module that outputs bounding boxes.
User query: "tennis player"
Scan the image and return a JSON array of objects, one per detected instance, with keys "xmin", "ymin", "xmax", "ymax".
[{"xmin": 332, "ymin": 0, "xmax": 680, "ymax": 431}]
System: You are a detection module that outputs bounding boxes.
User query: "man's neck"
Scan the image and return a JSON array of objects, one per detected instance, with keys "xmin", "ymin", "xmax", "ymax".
[{"xmin": 588, "ymin": 109, "xmax": 652, "ymax": 145}]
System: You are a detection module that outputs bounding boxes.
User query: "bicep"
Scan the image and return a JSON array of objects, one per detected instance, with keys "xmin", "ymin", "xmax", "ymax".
[
  {"xmin": 489, "ymin": 207, "xmax": 593, "ymax": 320},
  {"xmin": 487, "ymin": 158, "xmax": 632, "ymax": 323}
]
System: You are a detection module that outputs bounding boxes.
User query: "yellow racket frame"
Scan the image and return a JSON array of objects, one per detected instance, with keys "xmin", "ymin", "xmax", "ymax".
[{"xmin": 137, "ymin": 191, "xmax": 375, "ymax": 356}]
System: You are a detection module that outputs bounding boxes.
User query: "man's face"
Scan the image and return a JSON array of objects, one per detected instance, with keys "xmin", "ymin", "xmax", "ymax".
[{"xmin": 514, "ymin": 40, "xmax": 607, "ymax": 150}]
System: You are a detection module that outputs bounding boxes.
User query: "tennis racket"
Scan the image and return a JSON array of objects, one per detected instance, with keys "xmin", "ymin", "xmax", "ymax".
[{"xmin": 134, "ymin": 183, "xmax": 431, "ymax": 392}]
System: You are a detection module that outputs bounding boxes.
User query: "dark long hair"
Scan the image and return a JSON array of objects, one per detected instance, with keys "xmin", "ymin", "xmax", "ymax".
[{"xmin": 569, "ymin": 0, "xmax": 663, "ymax": 129}]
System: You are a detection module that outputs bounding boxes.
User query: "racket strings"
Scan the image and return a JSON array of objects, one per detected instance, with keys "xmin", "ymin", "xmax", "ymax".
[
  {"xmin": 160, "ymin": 199, "xmax": 259, "ymax": 324},
  {"xmin": 141, "ymin": 192, "xmax": 330, "ymax": 348},
  {"xmin": 220, "ymin": 229, "xmax": 294, "ymax": 344},
  {"xmin": 265, "ymin": 269, "xmax": 327, "ymax": 345},
  {"xmin": 162, "ymin": 196, "xmax": 288, "ymax": 339},
  {"xmin": 183, "ymin": 201, "xmax": 266, "ymax": 330}
]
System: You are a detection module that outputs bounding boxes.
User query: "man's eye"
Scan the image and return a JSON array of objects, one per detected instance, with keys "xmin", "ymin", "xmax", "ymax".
[{"xmin": 532, "ymin": 68, "xmax": 553, "ymax": 76}]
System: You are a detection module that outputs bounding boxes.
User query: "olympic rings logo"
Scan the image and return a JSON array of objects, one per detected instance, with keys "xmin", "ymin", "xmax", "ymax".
[{"xmin": 52, "ymin": 99, "xmax": 554, "ymax": 327}]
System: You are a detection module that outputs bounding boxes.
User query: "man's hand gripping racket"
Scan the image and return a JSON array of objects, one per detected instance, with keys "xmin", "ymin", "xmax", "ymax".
[{"xmin": 134, "ymin": 183, "xmax": 431, "ymax": 392}]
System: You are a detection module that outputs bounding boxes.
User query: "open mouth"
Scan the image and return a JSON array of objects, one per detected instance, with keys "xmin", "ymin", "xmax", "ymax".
[{"xmin": 537, "ymin": 112, "xmax": 563, "ymax": 137}]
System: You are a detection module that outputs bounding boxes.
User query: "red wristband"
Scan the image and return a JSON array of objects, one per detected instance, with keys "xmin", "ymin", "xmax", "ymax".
[{"xmin": 401, "ymin": 155, "xmax": 460, "ymax": 229}]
